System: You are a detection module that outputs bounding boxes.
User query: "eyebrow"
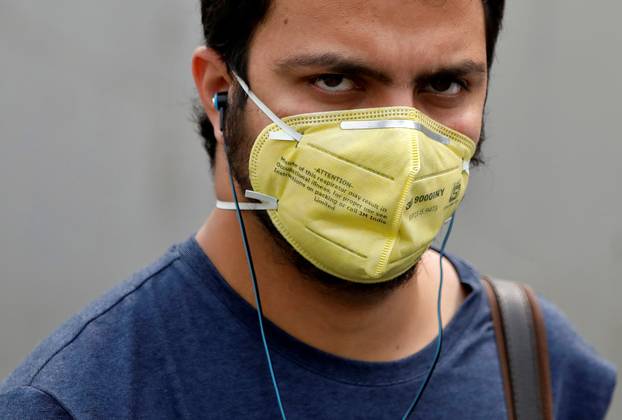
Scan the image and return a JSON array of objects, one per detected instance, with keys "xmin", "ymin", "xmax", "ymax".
[
  {"xmin": 274, "ymin": 53, "xmax": 392, "ymax": 83},
  {"xmin": 415, "ymin": 60, "xmax": 487, "ymax": 86},
  {"xmin": 274, "ymin": 53, "xmax": 487, "ymax": 85}
]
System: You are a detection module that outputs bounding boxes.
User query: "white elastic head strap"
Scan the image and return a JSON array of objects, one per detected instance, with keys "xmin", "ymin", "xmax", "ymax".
[
  {"xmin": 233, "ymin": 73, "xmax": 303, "ymax": 142},
  {"xmin": 216, "ymin": 190, "xmax": 278, "ymax": 211},
  {"xmin": 216, "ymin": 74, "xmax": 285, "ymax": 212}
]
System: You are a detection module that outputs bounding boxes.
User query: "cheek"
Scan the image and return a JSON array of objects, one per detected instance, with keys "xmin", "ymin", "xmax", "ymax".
[
  {"xmin": 441, "ymin": 106, "xmax": 484, "ymax": 144},
  {"xmin": 245, "ymin": 104, "xmax": 274, "ymax": 139}
]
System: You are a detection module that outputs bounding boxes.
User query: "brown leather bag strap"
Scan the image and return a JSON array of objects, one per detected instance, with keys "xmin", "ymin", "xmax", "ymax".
[
  {"xmin": 521, "ymin": 282, "xmax": 554, "ymax": 419},
  {"xmin": 482, "ymin": 277, "xmax": 554, "ymax": 420},
  {"xmin": 483, "ymin": 277, "xmax": 516, "ymax": 420}
]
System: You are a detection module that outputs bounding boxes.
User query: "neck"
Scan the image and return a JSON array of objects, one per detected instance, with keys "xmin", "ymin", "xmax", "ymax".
[{"xmin": 196, "ymin": 209, "xmax": 467, "ymax": 362}]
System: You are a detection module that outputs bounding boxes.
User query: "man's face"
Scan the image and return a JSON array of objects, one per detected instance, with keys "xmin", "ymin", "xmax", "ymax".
[{"xmin": 225, "ymin": 0, "xmax": 488, "ymax": 291}]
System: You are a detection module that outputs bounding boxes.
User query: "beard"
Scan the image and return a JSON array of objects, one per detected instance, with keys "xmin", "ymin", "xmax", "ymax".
[{"xmin": 221, "ymin": 85, "xmax": 483, "ymax": 299}]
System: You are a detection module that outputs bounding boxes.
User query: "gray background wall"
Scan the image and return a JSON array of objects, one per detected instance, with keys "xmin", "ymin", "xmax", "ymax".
[{"xmin": 1, "ymin": 0, "xmax": 619, "ymax": 417}]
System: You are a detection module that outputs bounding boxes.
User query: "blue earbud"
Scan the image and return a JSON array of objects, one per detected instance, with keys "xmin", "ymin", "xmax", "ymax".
[
  {"xmin": 212, "ymin": 92, "xmax": 228, "ymax": 110},
  {"xmin": 213, "ymin": 92, "xmax": 229, "ymax": 134}
]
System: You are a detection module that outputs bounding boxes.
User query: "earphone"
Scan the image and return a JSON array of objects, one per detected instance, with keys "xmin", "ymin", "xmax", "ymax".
[
  {"xmin": 213, "ymin": 91, "xmax": 228, "ymax": 134},
  {"xmin": 213, "ymin": 91, "xmax": 228, "ymax": 111},
  {"xmin": 214, "ymin": 87, "xmax": 288, "ymax": 419}
]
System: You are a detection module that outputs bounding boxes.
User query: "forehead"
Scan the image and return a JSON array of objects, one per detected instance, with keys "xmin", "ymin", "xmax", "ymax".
[{"xmin": 249, "ymin": 0, "xmax": 486, "ymax": 75}]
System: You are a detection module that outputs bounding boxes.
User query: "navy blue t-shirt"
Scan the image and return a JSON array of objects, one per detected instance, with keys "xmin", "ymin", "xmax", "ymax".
[{"xmin": 0, "ymin": 237, "xmax": 616, "ymax": 419}]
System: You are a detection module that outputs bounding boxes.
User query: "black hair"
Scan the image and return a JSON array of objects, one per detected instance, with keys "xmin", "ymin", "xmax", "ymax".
[{"xmin": 197, "ymin": 0, "xmax": 506, "ymax": 166}]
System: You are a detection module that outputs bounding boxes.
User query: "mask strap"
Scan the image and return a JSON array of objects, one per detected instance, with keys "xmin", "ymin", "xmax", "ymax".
[
  {"xmin": 216, "ymin": 190, "xmax": 278, "ymax": 211},
  {"xmin": 215, "ymin": 74, "xmax": 283, "ymax": 212},
  {"xmin": 233, "ymin": 73, "xmax": 303, "ymax": 142}
]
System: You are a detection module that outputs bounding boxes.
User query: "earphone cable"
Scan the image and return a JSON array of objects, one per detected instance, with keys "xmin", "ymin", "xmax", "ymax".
[
  {"xmin": 401, "ymin": 214, "xmax": 456, "ymax": 419},
  {"xmin": 220, "ymin": 94, "xmax": 455, "ymax": 420},
  {"xmin": 222, "ymin": 135, "xmax": 288, "ymax": 420}
]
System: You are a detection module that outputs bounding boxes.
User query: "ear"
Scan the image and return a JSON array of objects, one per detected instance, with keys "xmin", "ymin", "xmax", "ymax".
[{"xmin": 192, "ymin": 46, "xmax": 232, "ymax": 144}]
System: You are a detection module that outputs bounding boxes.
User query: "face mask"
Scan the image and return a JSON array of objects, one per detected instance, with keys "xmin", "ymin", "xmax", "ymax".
[{"xmin": 217, "ymin": 74, "xmax": 475, "ymax": 283}]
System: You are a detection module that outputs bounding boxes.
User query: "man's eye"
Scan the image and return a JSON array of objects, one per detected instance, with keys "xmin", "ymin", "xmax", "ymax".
[
  {"xmin": 424, "ymin": 76, "xmax": 465, "ymax": 95},
  {"xmin": 312, "ymin": 75, "xmax": 357, "ymax": 92}
]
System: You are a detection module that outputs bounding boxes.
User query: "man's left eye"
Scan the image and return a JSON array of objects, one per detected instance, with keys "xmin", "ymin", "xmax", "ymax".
[
  {"xmin": 312, "ymin": 75, "xmax": 357, "ymax": 92},
  {"xmin": 425, "ymin": 76, "xmax": 465, "ymax": 95}
]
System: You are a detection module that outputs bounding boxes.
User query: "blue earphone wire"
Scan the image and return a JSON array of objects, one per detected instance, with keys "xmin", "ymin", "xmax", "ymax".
[
  {"xmin": 400, "ymin": 214, "xmax": 455, "ymax": 419},
  {"xmin": 224, "ymin": 153, "xmax": 288, "ymax": 420},
  {"xmin": 221, "ymin": 97, "xmax": 456, "ymax": 420}
]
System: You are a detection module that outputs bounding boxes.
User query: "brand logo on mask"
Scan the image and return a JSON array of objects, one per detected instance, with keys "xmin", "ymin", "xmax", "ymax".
[
  {"xmin": 408, "ymin": 188, "xmax": 445, "ymax": 210},
  {"xmin": 449, "ymin": 181, "xmax": 462, "ymax": 204}
]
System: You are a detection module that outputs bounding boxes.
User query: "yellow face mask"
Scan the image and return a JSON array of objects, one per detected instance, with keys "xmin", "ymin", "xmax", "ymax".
[{"xmin": 217, "ymin": 75, "xmax": 476, "ymax": 283}]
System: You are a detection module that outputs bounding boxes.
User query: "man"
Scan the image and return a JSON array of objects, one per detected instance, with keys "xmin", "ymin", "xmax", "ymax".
[{"xmin": 0, "ymin": 0, "xmax": 616, "ymax": 418}]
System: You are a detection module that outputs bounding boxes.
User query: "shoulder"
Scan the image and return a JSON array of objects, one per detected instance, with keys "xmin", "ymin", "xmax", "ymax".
[
  {"xmin": 0, "ymin": 243, "xmax": 183, "ymax": 394},
  {"xmin": 0, "ymin": 386, "xmax": 74, "ymax": 419},
  {"xmin": 446, "ymin": 253, "xmax": 617, "ymax": 419},
  {"xmin": 538, "ymin": 296, "xmax": 617, "ymax": 419}
]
